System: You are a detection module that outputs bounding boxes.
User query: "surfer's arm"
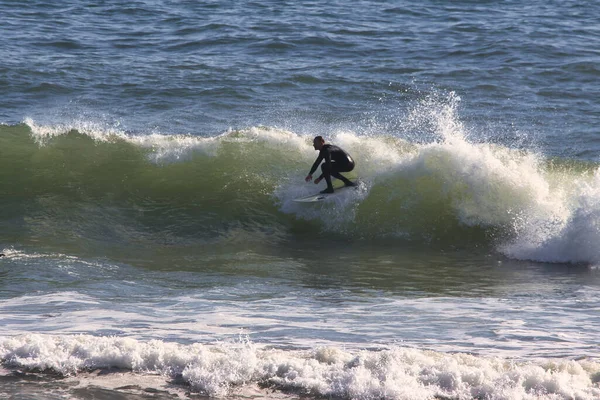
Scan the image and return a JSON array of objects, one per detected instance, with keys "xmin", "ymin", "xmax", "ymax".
[
  {"xmin": 307, "ymin": 152, "xmax": 324, "ymax": 179},
  {"xmin": 317, "ymin": 150, "xmax": 333, "ymax": 183},
  {"xmin": 322, "ymin": 148, "xmax": 332, "ymax": 168},
  {"xmin": 308, "ymin": 150, "xmax": 330, "ymax": 183}
]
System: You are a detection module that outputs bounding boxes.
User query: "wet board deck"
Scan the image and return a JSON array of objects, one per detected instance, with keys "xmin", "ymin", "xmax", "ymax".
[{"xmin": 293, "ymin": 182, "xmax": 358, "ymax": 203}]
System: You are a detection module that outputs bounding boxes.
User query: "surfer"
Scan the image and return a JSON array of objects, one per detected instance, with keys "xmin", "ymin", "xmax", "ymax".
[{"xmin": 305, "ymin": 136, "xmax": 356, "ymax": 193}]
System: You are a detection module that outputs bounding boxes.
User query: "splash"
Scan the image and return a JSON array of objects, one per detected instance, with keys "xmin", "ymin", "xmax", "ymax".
[{"xmin": 501, "ymin": 168, "xmax": 600, "ymax": 264}]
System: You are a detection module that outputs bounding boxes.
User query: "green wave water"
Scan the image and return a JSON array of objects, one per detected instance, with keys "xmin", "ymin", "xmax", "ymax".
[{"xmin": 2, "ymin": 119, "xmax": 600, "ymax": 265}]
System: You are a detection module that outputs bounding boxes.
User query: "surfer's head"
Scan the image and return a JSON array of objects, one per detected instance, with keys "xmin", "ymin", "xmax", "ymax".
[{"xmin": 313, "ymin": 136, "xmax": 325, "ymax": 150}]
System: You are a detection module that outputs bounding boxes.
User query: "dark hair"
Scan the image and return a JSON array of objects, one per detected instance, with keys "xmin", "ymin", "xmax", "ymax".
[{"xmin": 313, "ymin": 136, "xmax": 325, "ymax": 143}]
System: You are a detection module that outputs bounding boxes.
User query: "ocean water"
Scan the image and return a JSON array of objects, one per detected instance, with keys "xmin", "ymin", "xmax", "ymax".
[{"xmin": 1, "ymin": 1, "xmax": 600, "ymax": 399}]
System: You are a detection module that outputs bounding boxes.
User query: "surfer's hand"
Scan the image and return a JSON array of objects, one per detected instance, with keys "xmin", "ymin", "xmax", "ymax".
[
  {"xmin": 305, "ymin": 174, "xmax": 312, "ymax": 182},
  {"xmin": 314, "ymin": 177, "xmax": 322, "ymax": 184}
]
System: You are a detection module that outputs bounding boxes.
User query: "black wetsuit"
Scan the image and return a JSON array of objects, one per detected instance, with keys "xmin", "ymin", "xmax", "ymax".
[{"xmin": 308, "ymin": 144, "xmax": 355, "ymax": 190}]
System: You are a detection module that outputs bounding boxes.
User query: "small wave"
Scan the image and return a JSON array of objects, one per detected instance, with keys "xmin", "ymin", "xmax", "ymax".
[{"xmin": 0, "ymin": 334, "xmax": 598, "ymax": 399}]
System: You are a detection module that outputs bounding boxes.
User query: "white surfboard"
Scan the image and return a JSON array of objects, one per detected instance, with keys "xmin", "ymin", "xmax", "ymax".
[
  {"xmin": 293, "ymin": 182, "xmax": 358, "ymax": 203},
  {"xmin": 293, "ymin": 192, "xmax": 330, "ymax": 203}
]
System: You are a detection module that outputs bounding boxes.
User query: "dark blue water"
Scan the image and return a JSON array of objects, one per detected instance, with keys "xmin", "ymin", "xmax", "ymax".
[
  {"xmin": 1, "ymin": 1, "xmax": 600, "ymax": 399},
  {"xmin": 3, "ymin": 1, "xmax": 600, "ymax": 149}
]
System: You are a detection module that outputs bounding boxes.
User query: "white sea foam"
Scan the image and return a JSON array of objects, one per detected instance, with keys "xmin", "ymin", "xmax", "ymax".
[
  {"xmin": 25, "ymin": 117, "xmax": 127, "ymax": 143},
  {"xmin": 0, "ymin": 334, "xmax": 598, "ymax": 399},
  {"xmin": 501, "ymin": 168, "xmax": 600, "ymax": 264},
  {"xmin": 402, "ymin": 125, "xmax": 600, "ymax": 266}
]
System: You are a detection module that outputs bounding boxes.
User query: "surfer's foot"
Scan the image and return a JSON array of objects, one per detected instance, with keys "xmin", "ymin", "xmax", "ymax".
[
  {"xmin": 320, "ymin": 188, "xmax": 334, "ymax": 194},
  {"xmin": 344, "ymin": 181, "xmax": 357, "ymax": 187}
]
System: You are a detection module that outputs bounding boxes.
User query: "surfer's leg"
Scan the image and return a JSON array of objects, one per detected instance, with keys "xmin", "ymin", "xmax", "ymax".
[
  {"xmin": 331, "ymin": 162, "xmax": 356, "ymax": 186},
  {"xmin": 331, "ymin": 171, "xmax": 355, "ymax": 186},
  {"xmin": 320, "ymin": 163, "xmax": 334, "ymax": 191}
]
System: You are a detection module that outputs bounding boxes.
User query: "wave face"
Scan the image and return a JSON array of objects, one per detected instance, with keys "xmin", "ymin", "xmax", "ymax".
[{"xmin": 2, "ymin": 100, "xmax": 600, "ymax": 265}]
